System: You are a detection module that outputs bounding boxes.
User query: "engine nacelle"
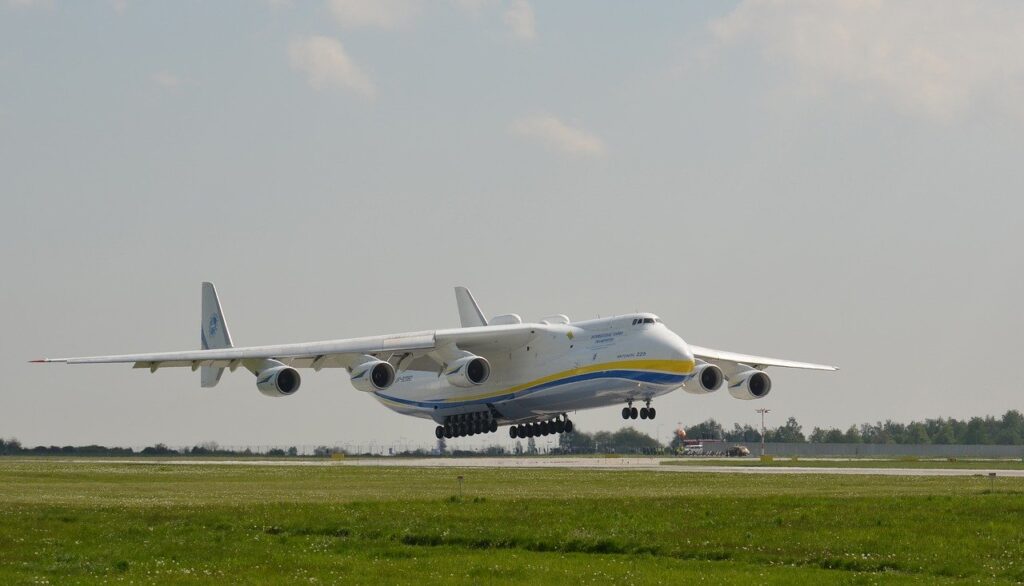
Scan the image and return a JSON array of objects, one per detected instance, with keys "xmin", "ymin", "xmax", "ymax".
[
  {"xmin": 681, "ymin": 363, "xmax": 724, "ymax": 394},
  {"xmin": 727, "ymin": 369, "xmax": 772, "ymax": 400},
  {"xmin": 256, "ymin": 365, "xmax": 301, "ymax": 397},
  {"xmin": 350, "ymin": 360, "xmax": 396, "ymax": 392},
  {"xmin": 445, "ymin": 355, "xmax": 490, "ymax": 388}
]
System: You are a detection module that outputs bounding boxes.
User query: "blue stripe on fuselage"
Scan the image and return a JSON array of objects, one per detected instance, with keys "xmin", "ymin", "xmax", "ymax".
[{"xmin": 374, "ymin": 369, "xmax": 690, "ymax": 409}]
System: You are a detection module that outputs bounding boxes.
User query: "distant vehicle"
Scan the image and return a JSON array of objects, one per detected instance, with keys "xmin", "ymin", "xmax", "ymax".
[
  {"xmin": 726, "ymin": 445, "xmax": 750, "ymax": 457},
  {"xmin": 33, "ymin": 284, "xmax": 837, "ymax": 438}
]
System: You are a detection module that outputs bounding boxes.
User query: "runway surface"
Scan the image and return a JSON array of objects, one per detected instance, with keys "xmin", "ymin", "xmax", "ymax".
[{"xmin": 58, "ymin": 457, "xmax": 1024, "ymax": 477}]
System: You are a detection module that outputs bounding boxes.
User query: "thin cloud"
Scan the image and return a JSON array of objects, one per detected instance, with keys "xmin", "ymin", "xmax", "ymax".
[
  {"xmin": 150, "ymin": 71, "xmax": 183, "ymax": 89},
  {"xmin": 710, "ymin": 0, "xmax": 1024, "ymax": 122},
  {"xmin": 6, "ymin": 0, "xmax": 52, "ymax": 8},
  {"xmin": 503, "ymin": 0, "xmax": 535, "ymax": 41},
  {"xmin": 510, "ymin": 115, "xmax": 605, "ymax": 157},
  {"xmin": 288, "ymin": 35, "xmax": 375, "ymax": 98},
  {"xmin": 327, "ymin": 0, "xmax": 418, "ymax": 29}
]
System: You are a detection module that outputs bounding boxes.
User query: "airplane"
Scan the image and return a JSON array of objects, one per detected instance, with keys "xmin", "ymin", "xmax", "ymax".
[{"xmin": 33, "ymin": 283, "xmax": 837, "ymax": 440}]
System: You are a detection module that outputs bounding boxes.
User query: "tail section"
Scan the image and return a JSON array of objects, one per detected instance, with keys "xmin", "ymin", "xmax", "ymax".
[
  {"xmin": 201, "ymin": 282, "xmax": 233, "ymax": 387},
  {"xmin": 454, "ymin": 287, "xmax": 487, "ymax": 328}
]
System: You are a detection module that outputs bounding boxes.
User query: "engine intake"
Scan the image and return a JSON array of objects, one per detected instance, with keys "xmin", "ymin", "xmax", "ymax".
[
  {"xmin": 350, "ymin": 360, "xmax": 396, "ymax": 392},
  {"xmin": 256, "ymin": 365, "xmax": 301, "ymax": 397},
  {"xmin": 446, "ymin": 355, "xmax": 490, "ymax": 388},
  {"xmin": 727, "ymin": 370, "xmax": 772, "ymax": 400},
  {"xmin": 681, "ymin": 363, "xmax": 724, "ymax": 394}
]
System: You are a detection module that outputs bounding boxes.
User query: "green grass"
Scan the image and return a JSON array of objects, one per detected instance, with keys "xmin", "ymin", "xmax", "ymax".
[
  {"xmin": 661, "ymin": 458, "xmax": 1024, "ymax": 470},
  {"xmin": 0, "ymin": 461, "xmax": 1022, "ymax": 584}
]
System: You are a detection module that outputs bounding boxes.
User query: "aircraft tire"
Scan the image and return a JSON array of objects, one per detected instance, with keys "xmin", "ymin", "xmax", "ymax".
[
  {"xmin": 444, "ymin": 425, "xmax": 453, "ymax": 439},
  {"xmin": 630, "ymin": 407, "xmax": 639, "ymax": 419},
  {"xmin": 459, "ymin": 423, "xmax": 468, "ymax": 436},
  {"xmin": 648, "ymin": 408, "xmax": 656, "ymax": 419},
  {"xmin": 564, "ymin": 420, "xmax": 574, "ymax": 433},
  {"xmin": 509, "ymin": 426, "xmax": 518, "ymax": 439},
  {"xmin": 489, "ymin": 420, "xmax": 498, "ymax": 433},
  {"xmin": 435, "ymin": 426, "xmax": 444, "ymax": 439},
  {"xmin": 555, "ymin": 420, "xmax": 566, "ymax": 433},
  {"xmin": 622, "ymin": 407, "xmax": 630, "ymax": 419},
  {"xmin": 640, "ymin": 408, "xmax": 648, "ymax": 420}
]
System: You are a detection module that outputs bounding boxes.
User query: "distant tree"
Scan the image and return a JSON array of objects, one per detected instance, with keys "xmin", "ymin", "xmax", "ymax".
[
  {"xmin": 686, "ymin": 419, "xmax": 725, "ymax": 440},
  {"xmin": 997, "ymin": 410, "xmax": 1024, "ymax": 444},
  {"xmin": 0, "ymin": 438, "xmax": 23, "ymax": 455},
  {"xmin": 766, "ymin": 417, "xmax": 805, "ymax": 443},
  {"xmin": 557, "ymin": 429, "xmax": 594, "ymax": 453},
  {"xmin": 287, "ymin": 446, "xmax": 298, "ymax": 457},
  {"xmin": 905, "ymin": 422, "xmax": 930, "ymax": 444},
  {"xmin": 526, "ymin": 437, "xmax": 538, "ymax": 455},
  {"xmin": 436, "ymin": 437, "xmax": 447, "ymax": 455},
  {"xmin": 513, "ymin": 440, "xmax": 523, "ymax": 455},
  {"xmin": 266, "ymin": 448, "xmax": 286, "ymax": 457},
  {"xmin": 140, "ymin": 443, "xmax": 176, "ymax": 456}
]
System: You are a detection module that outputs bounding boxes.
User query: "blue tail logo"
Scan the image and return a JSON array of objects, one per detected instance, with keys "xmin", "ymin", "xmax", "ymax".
[{"xmin": 208, "ymin": 315, "xmax": 219, "ymax": 337}]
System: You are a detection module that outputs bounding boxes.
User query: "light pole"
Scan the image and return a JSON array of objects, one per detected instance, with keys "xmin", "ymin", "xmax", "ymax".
[{"xmin": 756, "ymin": 408, "xmax": 771, "ymax": 457}]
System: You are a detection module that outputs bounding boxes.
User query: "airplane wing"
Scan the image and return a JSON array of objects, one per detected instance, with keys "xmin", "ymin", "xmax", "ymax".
[
  {"xmin": 689, "ymin": 345, "xmax": 838, "ymax": 373},
  {"xmin": 32, "ymin": 325, "xmax": 539, "ymax": 372}
]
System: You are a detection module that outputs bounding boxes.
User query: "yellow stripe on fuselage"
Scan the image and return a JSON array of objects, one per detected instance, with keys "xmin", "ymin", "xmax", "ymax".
[{"xmin": 447, "ymin": 358, "xmax": 695, "ymax": 403}]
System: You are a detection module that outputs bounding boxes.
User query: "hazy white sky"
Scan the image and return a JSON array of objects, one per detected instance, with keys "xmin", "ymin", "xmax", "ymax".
[{"xmin": 2, "ymin": 1, "xmax": 1022, "ymax": 450}]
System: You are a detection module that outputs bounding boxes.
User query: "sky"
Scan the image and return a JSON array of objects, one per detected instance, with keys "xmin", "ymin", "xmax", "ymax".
[{"xmin": 2, "ymin": 0, "xmax": 1022, "ymax": 451}]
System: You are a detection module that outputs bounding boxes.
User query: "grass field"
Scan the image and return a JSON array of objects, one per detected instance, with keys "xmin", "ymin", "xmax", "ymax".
[{"xmin": 1, "ymin": 460, "xmax": 1022, "ymax": 584}]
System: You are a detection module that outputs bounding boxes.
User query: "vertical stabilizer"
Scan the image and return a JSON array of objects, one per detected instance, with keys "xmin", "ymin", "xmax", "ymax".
[
  {"xmin": 201, "ymin": 282, "xmax": 234, "ymax": 387},
  {"xmin": 454, "ymin": 286, "xmax": 488, "ymax": 327}
]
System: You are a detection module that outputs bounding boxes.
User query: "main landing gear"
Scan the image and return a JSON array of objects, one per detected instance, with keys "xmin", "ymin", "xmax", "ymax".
[
  {"xmin": 622, "ymin": 400, "xmax": 656, "ymax": 420},
  {"xmin": 435, "ymin": 411, "xmax": 499, "ymax": 439},
  {"xmin": 508, "ymin": 415, "xmax": 574, "ymax": 439}
]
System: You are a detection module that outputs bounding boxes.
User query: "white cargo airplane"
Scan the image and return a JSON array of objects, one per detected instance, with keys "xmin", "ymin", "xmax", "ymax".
[{"xmin": 34, "ymin": 284, "xmax": 836, "ymax": 440}]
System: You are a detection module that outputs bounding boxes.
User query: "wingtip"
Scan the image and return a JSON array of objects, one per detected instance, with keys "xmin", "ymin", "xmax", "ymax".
[{"xmin": 29, "ymin": 359, "xmax": 47, "ymax": 363}]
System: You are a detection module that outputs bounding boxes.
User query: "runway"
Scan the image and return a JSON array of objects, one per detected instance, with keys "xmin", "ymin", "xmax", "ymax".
[
  {"xmin": 57, "ymin": 457, "xmax": 1024, "ymax": 477},
  {"xmin": 336, "ymin": 456, "xmax": 1024, "ymax": 477}
]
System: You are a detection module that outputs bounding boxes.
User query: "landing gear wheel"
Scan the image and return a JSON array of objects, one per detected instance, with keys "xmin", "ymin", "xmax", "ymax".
[
  {"xmin": 564, "ymin": 420, "xmax": 574, "ymax": 433},
  {"xmin": 648, "ymin": 408, "xmax": 656, "ymax": 420},
  {"xmin": 435, "ymin": 426, "xmax": 444, "ymax": 439},
  {"xmin": 490, "ymin": 420, "xmax": 498, "ymax": 433},
  {"xmin": 639, "ymin": 407, "xmax": 649, "ymax": 420},
  {"xmin": 556, "ymin": 420, "xmax": 566, "ymax": 434},
  {"xmin": 540, "ymin": 421, "xmax": 549, "ymax": 436},
  {"xmin": 509, "ymin": 426, "xmax": 518, "ymax": 439},
  {"xmin": 444, "ymin": 425, "xmax": 453, "ymax": 439},
  {"xmin": 459, "ymin": 422, "xmax": 468, "ymax": 436},
  {"xmin": 630, "ymin": 407, "xmax": 639, "ymax": 419},
  {"xmin": 622, "ymin": 407, "xmax": 630, "ymax": 420}
]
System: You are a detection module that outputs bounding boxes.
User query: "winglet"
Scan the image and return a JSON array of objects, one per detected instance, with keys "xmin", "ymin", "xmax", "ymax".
[{"xmin": 454, "ymin": 287, "xmax": 487, "ymax": 328}]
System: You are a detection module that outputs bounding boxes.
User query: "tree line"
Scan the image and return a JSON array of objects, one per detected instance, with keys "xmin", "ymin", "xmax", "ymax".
[{"xmin": 683, "ymin": 410, "xmax": 1024, "ymax": 445}]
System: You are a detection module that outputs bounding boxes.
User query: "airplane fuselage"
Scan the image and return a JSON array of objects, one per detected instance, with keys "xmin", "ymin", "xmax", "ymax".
[{"xmin": 372, "ymin": 313, "xmax": 695, "ymax": 424}]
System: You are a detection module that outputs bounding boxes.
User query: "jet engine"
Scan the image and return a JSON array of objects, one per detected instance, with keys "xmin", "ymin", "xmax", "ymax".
[
  {"xmin": 350, "ymin": 359, "xmax": 396, "ymax": 392},
  {"xmin": 445, "ymin": 355, "xmax": 490, "ymax": 387},
  {"xmin": 681, "ymin": 363, "xmax": 724, "ymax": 394},
  {"xmin": 727, "ymin": 369, "xmax": 772, "ymax": 400},
  {"xmin": 256, "ymin": 365, "xmax": 301, "ymax": 397}
]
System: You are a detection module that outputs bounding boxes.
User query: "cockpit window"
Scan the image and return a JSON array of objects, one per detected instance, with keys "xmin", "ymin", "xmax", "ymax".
[{"xmin": 643, "ymin": 318, "xmax": 655, "ymax": 324}]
